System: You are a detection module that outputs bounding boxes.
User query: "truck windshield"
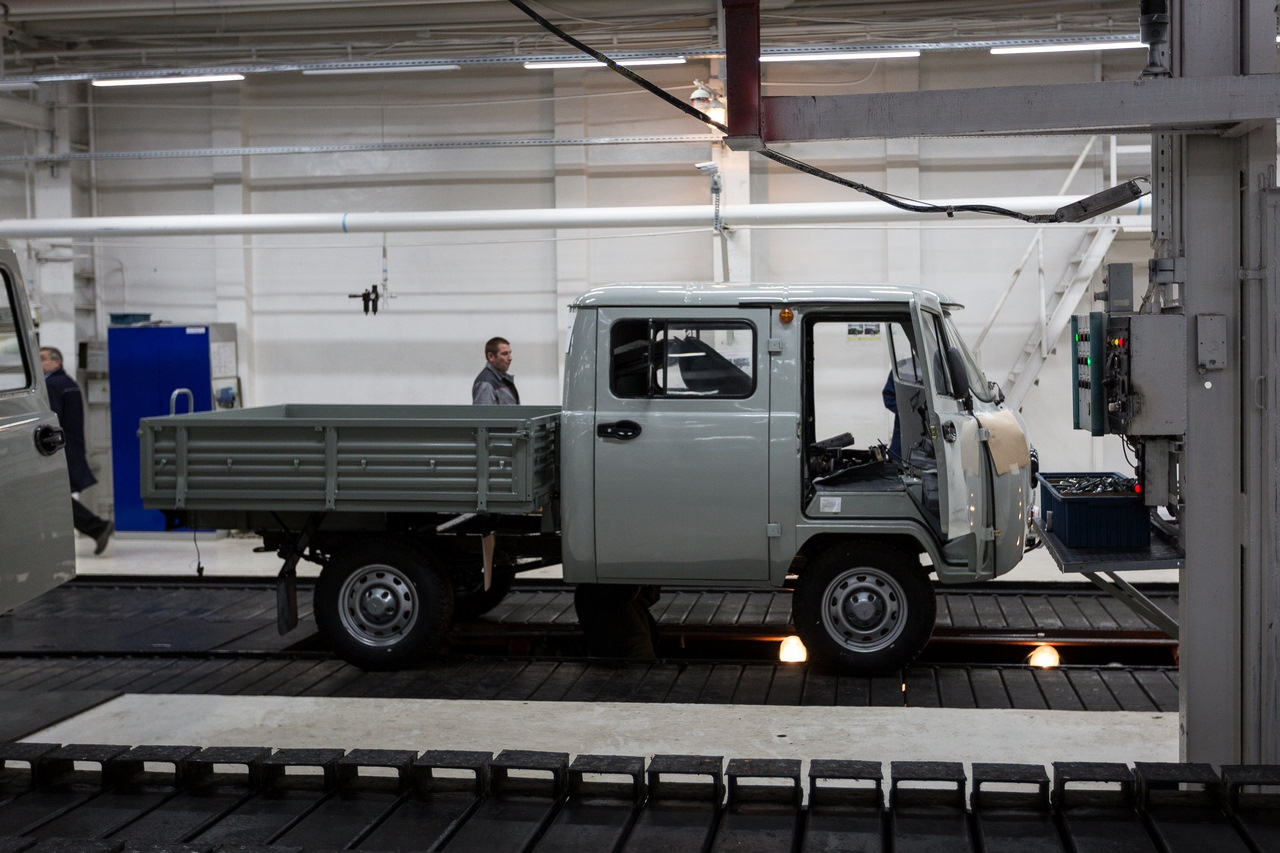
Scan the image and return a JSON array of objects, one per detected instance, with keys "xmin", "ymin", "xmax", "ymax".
[{"xmin": 941, "ymin": 314, "xmax": 1000, "ymax": 403}]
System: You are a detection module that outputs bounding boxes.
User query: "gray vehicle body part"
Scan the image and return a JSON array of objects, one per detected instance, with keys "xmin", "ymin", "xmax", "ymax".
[
  {"xmin": 0, "ymin": 248, "xmax": 75, "ymax": 603},
  {"xmin": 561, "ymin": 283, "xmax": 1031, "ymax": 587},
  {"xmin": 140, "ymin": 403, "xmax": 559, "ymax": 516}
]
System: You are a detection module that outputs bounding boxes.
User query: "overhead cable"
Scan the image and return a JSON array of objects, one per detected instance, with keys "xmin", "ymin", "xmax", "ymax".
[{"xmin": 506, "ymin": 0, "xmax": 1141, "ymax": 225}]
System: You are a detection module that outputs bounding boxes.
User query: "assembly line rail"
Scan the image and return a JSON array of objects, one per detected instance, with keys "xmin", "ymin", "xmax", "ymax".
[
  {"xmin": 0, "ymin": 576, "xmax": 1178, "ymax": 656},
  {"xmin": 0, "ymin": 743, "xmax": 1272, "ymax": 852},
  {"xmin": 0, "ymin": 577, "xmax": 1182, "ymax": 744}
]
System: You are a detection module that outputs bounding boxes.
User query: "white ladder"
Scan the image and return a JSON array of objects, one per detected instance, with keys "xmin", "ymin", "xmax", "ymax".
[{"xmin": 1003, "ymin": 223, "xmax": 1118, "ymax": 408}]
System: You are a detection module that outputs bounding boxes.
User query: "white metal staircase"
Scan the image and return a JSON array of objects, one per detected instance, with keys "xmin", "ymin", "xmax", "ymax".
[{"xmin": 1003, "ymin": 222, "xmax": 1119, "ymax": 408}]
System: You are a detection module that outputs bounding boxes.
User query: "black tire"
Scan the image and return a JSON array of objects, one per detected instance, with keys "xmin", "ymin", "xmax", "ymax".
[
  {"xmin": 314, "ymin": 540, "xmax": 453, "ymax": 670},
  {"xmin": 792, "ymin": 542, "xmax": 935, "ymax": 675},
  {"xmin": 453, "ymin": 569, "xmax": 515, "ymax": 620}
]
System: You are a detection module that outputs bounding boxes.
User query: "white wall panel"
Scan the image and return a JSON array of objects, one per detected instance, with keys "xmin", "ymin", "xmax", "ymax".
[{"xmin": 8, "ymin": 48, "xmax": 1153, "ymax": 479}]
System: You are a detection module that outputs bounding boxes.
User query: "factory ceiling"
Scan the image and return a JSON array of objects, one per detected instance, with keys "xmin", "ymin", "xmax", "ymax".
[{"xmin": 0, "ymin": 1, "xmax": 1141, "ymax": 80}]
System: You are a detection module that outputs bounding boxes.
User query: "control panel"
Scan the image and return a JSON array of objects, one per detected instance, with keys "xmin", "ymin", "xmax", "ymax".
[
  {"xmin": 1071, "ymin": 311, "xmax": 1186, "ymax": 437},
  {"xmin": 1071, "ymin": 312, "xmax": 1105, "ymax": 436},
  {"xmin": 1105, "ymin": 313, "xmax": 1186, "ymax": 436}
]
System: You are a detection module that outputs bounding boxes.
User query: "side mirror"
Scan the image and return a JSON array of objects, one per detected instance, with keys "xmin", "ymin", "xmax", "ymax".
[{"xmin": 945, "ymin": 346, "xmax": 971, "ymax": 403}]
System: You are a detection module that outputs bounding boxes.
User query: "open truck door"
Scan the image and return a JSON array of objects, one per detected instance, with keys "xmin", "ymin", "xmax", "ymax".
[
  {"xmin": 910, "ymin": 294, "xmax": 995, "ymax": 573},
  {"xmin": 0, "ymin": 250, "xmax": 75, "ymax": 603}
]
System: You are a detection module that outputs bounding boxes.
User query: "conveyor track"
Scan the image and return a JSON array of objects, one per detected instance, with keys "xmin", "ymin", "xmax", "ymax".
[
  {"xmin": 0, "ymin": 577, "xmax": 1177, "ymax": 657},
  {"xmin": 0, "ymin": 577, "xmax": 1180, "ymax": 743},
  {"xmin": 0, "ymin": 743, "xmax": 1272, "ymax": 852}
]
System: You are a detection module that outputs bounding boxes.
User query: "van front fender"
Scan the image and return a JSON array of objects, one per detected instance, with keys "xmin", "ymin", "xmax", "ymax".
[{"xmin": 792, "ymin": 521, "xmax": 983, "ymax": 585}]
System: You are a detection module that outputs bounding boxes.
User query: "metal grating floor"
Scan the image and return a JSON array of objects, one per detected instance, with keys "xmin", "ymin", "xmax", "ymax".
[
  {"xmin": 0, "ymin": 743, "xmax": 1271, "ymax": 852},
  {"xmin": 0, "ymin": 577, "xmax": 1181, "ymax": 740},
  {"xmin": 0, "ymin": 577, "xmax": 1178, "ymax": 654}
]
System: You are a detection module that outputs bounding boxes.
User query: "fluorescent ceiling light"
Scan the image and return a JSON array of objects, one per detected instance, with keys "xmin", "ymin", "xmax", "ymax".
[
  {"xmin": 991, "ymin": 41, "xmax": 1147, "ymax": 55},
  {"xmin": 524, "ymin": 59, "xmax": 603, "ymax": 69},
  {"xmin": 619, "ymin": 57, "xmax": 686, "ymax": 67},
  {"xmin": 301, "ymin": 64, "xmax": 461, "ymax": 76},
  {"xmin": 524, "ymin": 56, "xmax": 686, "ymax": 69},
  {"xmin": 761, "ymin": 50, "xmax": 921, "ymax": 62},
  {"xmin": 92, "ymin": 73, "xmax": 245, "ymax": 87}
]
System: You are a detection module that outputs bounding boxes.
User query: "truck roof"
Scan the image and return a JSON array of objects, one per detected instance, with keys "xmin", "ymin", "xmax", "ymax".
[{"xmin": 573, "ymin": 282, "xmax": 962, "ymax": 310}]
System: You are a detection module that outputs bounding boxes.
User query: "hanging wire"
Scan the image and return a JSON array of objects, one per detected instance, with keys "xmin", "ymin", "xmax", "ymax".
[{"xmin": 506, "ymin": 0, "xmax": 1064, "ymax": 224}]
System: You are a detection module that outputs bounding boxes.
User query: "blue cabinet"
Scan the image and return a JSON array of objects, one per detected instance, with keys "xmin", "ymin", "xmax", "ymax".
[{"xmin": 108, "ymin": 325, "xmax": 232, "ymax": 531}]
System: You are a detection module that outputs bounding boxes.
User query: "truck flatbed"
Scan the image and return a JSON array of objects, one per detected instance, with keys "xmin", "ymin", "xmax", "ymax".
[{"xmin": 140, "ymin": 403, "xmax": 559, "ymax": 516}]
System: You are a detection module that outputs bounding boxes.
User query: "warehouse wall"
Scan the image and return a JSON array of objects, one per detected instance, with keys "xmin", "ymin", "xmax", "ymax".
[{"xmin": 13, "ymin": 47, "xmax": 1150, "ymax": 484}]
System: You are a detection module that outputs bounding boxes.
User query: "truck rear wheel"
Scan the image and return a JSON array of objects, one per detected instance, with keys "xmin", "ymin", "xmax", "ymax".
[
  {"xmin": 792, "ymin": 542, "xmax": 935, "ymax": 676},
  {"xmin": 315, "ymin": 541, "xmax": 453, "ymax": 670}
]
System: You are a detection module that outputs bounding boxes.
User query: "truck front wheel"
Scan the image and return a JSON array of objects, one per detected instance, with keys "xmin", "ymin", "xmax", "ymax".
[
  {"xmin": 315, "ymin": 541, "xmax": 453, "ymax": 670},
  {"xmin": 792, "ymin": 543, "xmax": 935, "ymax": 676}
]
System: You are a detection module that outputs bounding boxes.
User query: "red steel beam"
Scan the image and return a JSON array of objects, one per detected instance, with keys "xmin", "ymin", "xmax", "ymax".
[{"xmin": 721, "ymin": 0, "xmax": 764, "ymax": 151}]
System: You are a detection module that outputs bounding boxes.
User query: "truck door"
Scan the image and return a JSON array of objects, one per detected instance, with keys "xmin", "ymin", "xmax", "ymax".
[
  {"xmin": 593, "ymin": 308, "xmax": 771, "ymax": 583},
  {"xmin": 0, "ymin": 252, "xmax": 75, "ymax": 601},
  {"xmin": 910, "ymin": 297, "xmax": 993, "ymax": 569}
]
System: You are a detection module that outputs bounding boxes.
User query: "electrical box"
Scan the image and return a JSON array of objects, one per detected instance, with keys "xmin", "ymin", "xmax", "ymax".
[
  {"xmin": 1071, "ymin": 312, "xmax": 1106, "ymax": 436},
  {"xmin": 1196, "ymin": 313, "xmax": 1227, "ymax": 372},
  {"xmin": 1070, "ymin": 308, "xmax": 1111, "ymax": 435},
  {"xmin": 1072, "ymin": 312, "xmax": 1186, "ymax": 437},
  {"xmin": 1102, "ymin": 313, "xmax": 1186, "ymax": 436},
  {"xmin": 1103, "ymin": 262, "xmax": 1134, "ymax": 314}
]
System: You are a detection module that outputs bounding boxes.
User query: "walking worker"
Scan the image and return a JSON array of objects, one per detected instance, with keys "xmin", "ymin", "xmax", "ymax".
[
  {"xmin": 471, "ymin": 336, "xmax": 518, "ymax": 590},
  {"xmin": 472, "ymin": 336, "xmax": 518, "ymax": 405},
  {"xmin": 40, "ymin": 346, "xmax": 114, "ymax": 555}
]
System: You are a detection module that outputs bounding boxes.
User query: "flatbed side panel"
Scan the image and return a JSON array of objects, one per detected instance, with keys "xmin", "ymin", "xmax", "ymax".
[{"xmin": 140, "ymin": 404, "xmax": 558, "ymax": 516}]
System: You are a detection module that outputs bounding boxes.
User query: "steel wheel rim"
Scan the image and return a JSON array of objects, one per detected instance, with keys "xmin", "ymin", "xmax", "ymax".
[
  {"xmin": 337, "ymin": 562, "xmax": 418, "ymax": 647},
  {"xmin": 820, "ymin": 566, "xmax": 906, "ymax": 653}
]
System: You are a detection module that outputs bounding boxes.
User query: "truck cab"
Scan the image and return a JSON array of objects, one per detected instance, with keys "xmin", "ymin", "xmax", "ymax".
[
  {"xmin": 0, "ymin": 249, "xmax": 76, "ymax": 601},
  {"xmin": 561, "ymin": 283, "xmax": 1032, "ymax": 672}
]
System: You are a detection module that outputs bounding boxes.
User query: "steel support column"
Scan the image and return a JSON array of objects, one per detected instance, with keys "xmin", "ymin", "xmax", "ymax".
[{"xmin": 1173, "ymin": 0, "xmax": 1278, "ymax": 766}]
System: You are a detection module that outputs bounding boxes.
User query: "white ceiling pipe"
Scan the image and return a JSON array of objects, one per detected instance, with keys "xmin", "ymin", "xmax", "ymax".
[
  {"xmin": 3, "ymin": 0, "xmax": 424, "ymax": 16},
  {"xmin": 0, "ymin": 196, "xmax": 1147, "ymax": 239}
]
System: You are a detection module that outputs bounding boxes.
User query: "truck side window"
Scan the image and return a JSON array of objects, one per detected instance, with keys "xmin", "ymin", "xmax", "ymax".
[
  {"xmin": 888, "ymin": 323, "xmax": 921, "ymax": 383},
  {"xmin": 0, "ymin": 274, "xmax": 31, "ymax": 393},
  {"xmin": 610, "ymin": 319, "xmax": 755, "ymax": 399},
  {"xmin": 927, "ymin": 315, "xmax": 955, "ymax": 397}
]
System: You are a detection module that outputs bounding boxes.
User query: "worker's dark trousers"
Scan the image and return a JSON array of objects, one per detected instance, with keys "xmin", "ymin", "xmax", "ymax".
[{"xmin": 71, "ymin": 497, "xmax": 110, "ymax": 538}]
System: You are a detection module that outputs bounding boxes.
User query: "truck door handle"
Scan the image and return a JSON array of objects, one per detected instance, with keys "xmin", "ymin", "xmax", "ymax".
[
  {"xmin": 597, "ymin": 420, "xmax": 642, "ymax": 440},
  {"xmin": 34, "ymin": 423, "xmax": 65, "ymax": 456}
]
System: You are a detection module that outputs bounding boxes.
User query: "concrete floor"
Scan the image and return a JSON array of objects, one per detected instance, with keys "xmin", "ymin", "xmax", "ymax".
[{"xmin": 25, "ymin": 531, "xmax": 1181, "ymax": 778}]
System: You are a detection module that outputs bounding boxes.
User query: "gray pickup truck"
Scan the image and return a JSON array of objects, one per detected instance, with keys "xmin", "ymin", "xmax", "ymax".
[{"xmin": 141, "ymin": 283, "xmax": 1035, "ymax": 674}]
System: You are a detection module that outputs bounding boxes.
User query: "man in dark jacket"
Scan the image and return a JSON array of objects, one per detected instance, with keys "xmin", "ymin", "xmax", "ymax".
[
  {"xmin": 471, "ymin": 337, "xmax": 519, "ymax": 405},
  {"xmin": 40, "ymin": 346, "xmax": 113, "ymax": 554},
  {"xmin": 471, "ymin": 337, "xmax": 518, "ymax": 590}
]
